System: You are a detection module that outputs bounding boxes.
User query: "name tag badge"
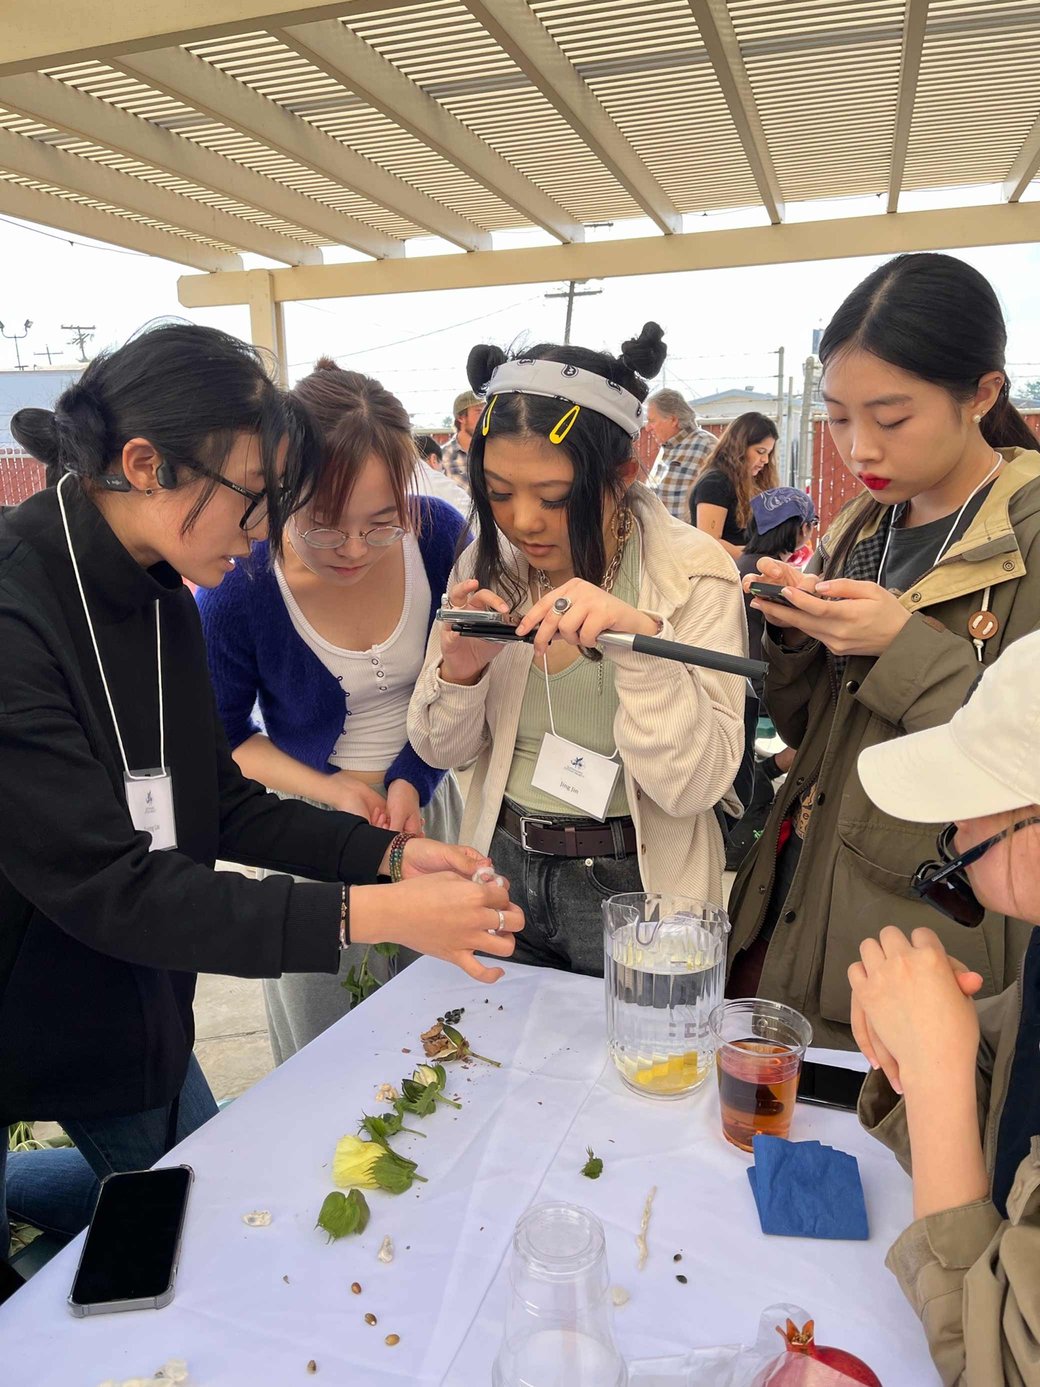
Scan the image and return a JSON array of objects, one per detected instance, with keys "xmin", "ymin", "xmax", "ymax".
[
  {"xmin": 531, "ymin": 733, "xmax": 621, "ymax": 821},
  {"xmin": 124, "ymin": 768, "xmax": 177, "ymax": 852}
]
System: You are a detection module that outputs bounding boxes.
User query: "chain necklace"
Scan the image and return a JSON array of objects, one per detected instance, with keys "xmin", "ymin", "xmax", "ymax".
[{"xmin": 534, "ymin": 503, "xmax": 634, "ymax": 596}]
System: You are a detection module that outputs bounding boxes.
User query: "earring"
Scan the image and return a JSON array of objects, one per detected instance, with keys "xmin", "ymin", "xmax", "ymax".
[
  {"xmin": 145, "ymin": 488, "xmax": 154, "ymax": 496},
  {"xmin": 972, "ymin": 414, "xmax": 983, "ymax": 424},
  {"xmin": 612, "ymin": 500, "xmax": 634, "ymax": 544}
]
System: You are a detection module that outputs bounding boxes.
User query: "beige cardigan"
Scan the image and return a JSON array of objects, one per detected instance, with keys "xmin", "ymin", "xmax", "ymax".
[{"xmin": 406, "ymin": 485, "xmax": 748, "ymax": 906}]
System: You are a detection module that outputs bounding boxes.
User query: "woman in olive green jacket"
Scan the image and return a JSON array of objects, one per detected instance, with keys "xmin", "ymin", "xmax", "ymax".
[
  {"xmin": 728, "ymin": 252, "xmax": 1040, "ymax": 1047},
  {"xmin": 850, "ymin": 630, "xmax": 1040, "ymax": 1387}
]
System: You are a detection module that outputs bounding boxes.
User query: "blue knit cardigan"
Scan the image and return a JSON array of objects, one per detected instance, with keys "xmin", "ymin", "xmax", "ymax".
[{"xmin": 196, "ymin": 498, "xmax": 467, "ymax": 807}]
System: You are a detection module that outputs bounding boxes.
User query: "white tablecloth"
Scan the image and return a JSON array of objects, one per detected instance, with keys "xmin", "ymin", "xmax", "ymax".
[{"xmin": 0, "ymin": 959, "xmax": 937, "ymax": 1386}]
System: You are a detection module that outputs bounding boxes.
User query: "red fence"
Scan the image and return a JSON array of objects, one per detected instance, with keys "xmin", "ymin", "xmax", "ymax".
[
  {"xmin": 0, "ymin": 449, "xmax": 46, "ymax": 505},
  {"xmin": 809, "ymin": 412, "xmax": 1040, "ymax": 533}
]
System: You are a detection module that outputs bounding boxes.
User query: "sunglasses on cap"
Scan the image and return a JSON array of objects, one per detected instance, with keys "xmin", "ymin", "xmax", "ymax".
[{"xmin": 911, "ymin": 817, "xmax": 1040, "ymax": 927}]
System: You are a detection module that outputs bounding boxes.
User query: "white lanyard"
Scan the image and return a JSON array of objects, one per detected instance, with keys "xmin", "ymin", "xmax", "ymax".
[
  {"xmin": 539, "ymin": 654, "xmax": 619, "ymax": 760},
  {"xmin": 56, "ymin": 473, "xmax": 166, "ymax": 780},
  {"xmin": 878, "ymin": 453, "xmax": 1002, "ymax": 587}
]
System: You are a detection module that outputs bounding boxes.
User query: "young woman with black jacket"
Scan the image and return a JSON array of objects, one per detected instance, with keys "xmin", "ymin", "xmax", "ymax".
[{"xmin": 0, "ymin": 323, "xmax": 521, "ymax": 1257}]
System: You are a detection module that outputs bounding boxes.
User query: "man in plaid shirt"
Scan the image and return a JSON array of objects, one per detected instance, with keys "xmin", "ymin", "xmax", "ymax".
[
  {"xmin": 645, "ymin": 389, "xmax": 717, "ymax": 520},
  {"xmin": 440, "ymin": 389, "xmax": 484, "ymax": 491}
]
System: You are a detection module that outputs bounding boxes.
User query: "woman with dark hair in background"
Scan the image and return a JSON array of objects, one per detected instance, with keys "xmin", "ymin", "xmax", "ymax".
[
  {"xmin": 198, "ymin": 359, "xmax": 468, "ymax": 1062},
  {"xmin": 728, "ymin": 252, "xmax": 1040, "ymax": 1046},
  {"xmin": 0, "ymin": 324, "xmax": 521, "ymax": 1261},
  {"xmin": 688, "ymin": 411, "xmax": 779, "ymax": 559},
  {"xmin": 408, "ymin": 325, "xmax": 747, "ymax": 975}
]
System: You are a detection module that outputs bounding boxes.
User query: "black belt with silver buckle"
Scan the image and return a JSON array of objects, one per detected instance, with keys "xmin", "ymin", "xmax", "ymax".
[{"xmin": 498, "ymin": 802, "xmax": 637, "ymax": 858}]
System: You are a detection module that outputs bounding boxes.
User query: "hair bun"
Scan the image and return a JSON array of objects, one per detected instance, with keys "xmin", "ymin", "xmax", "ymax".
[
  {"xmin": 467, "ymin": 344, "xmax": 507, "ymax": 393},
  {"xmin": 619, "ymin": 322, "xmax": 667, "ymax": 379},
  {"xmin": 10, "ymin": 407, "xmax": 61, "ymax": 469},
  {"xmin": 313, "ymin": 355, "xmax": 341, "ymax": 373}
]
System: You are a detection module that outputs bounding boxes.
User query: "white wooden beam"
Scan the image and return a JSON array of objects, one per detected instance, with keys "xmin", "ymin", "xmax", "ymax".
[
  {"xmin": 465, "ymin": 0, "xmax": 681, "ymax": 236},
  {"xmin": 0, "ymin": 179, "xmax": 241, "ymax": 271},
  {"xmin": 123, "ymin": 47, "xmax": 491, "ymax": 252},
  {"xmin": 887, "ymin": 0, "xmax": 929, "ymax": 213},
  {"xmin": 278, "ymin": 18, "xmax": 584, "ymax": 245},
  {"xmin": 687, "ymin": 0, "xmax": 784, "ymax": 225},
  {"xmin": 247, "ymin": 270, "xmax": 288, "ymax": 385},
  {"xmin": 0, "ymin": 1, "xmax": 408, "ymax": 78},
  {"xmin": 1004, "ymin": 109, "xmax": 1040, "ymax": 204},
  {"xmin": 0, "ymin": 72, "xmax": 403, "ymax": 258},
  {"xmin": 0, "ymin": 127, "xmax": 313, "ymax": 265},
  {"xmin": 177, "ymin": 201, "xmax": 1040, "ymax": 305}
]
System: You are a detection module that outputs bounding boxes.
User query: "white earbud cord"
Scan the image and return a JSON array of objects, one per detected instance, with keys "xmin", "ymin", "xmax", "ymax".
[{"xmin": 56, "ymin": 472, "xmax": 165, "ymax": 779}]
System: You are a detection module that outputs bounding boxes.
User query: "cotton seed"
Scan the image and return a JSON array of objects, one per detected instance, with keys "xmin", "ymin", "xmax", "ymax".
[
  {"xmin": 385, "ymin": 1334, "xmax": 400, "ymax": 1347},
  {"xmin": 306, "ymin": 1361, "xmax": 317, "ymax": 1374},
  {"xmin": 350, "ymin": 1281, "xmax": 362, "ymax": 1294},
  {"xmin": 364, "ymin": 1313, "xmax": 377, "ymax": 1326}
]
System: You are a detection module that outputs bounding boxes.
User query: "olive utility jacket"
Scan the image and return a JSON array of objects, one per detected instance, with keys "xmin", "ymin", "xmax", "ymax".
[
  {"xmin": 860, "ymin": 961, "xmax": 1040, "ymax": 1386},
  {"xmin": 728, "ymin": 449, "xmax": 1040, "ymax": 1048}
]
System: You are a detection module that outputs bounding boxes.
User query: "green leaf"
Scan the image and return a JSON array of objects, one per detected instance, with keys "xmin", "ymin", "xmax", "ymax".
[
  {"xmin": 316, "ymin": 1189, "xmax": 371, "ymax": 1242},
  {"xmin": 581, "ymin": 1147, "xmax": 604, "ymax": 1180},
  {"xmin": 440, "ymin": 1023, "xmax": 465, "ymax": 1049},
  {"xmin": 374, "ymin": 942, "xmax": 400, "ymax": 958}
]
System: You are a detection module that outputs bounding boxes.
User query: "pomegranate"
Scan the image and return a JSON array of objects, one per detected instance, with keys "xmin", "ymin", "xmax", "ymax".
[{"xmin": 757, "ymin": 1319, "xmax": 883, "ymax": 1387}]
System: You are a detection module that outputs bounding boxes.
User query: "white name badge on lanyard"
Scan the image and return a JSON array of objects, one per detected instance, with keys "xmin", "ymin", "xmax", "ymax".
[
  {"xmin": 124, "ymin": 769, "xmax": 178, "ymax": 852},
  {"xmin": 531, "ymin": 733, "xmax": 621, "ymax": 821}
]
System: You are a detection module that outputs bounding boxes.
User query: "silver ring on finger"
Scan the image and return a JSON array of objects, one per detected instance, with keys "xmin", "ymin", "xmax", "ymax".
[
  {"xmin": 497, "ymin": 909, "xmax": 506, "ymax": 932},
  {"xmin": 552, "ymin": 595, "xmax": 572, "ymax": 614}
]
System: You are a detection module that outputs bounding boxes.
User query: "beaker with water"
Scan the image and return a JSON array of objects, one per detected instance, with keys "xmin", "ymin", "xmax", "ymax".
[{"xmin": 604, "ymin": 893, "xmax": 729, "ymax": 1099}]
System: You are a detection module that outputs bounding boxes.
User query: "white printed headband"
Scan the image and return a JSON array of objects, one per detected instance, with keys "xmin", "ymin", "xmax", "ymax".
[{"xmin": 482, "ymin": 358, "xmax": 644, "ymax": 442}]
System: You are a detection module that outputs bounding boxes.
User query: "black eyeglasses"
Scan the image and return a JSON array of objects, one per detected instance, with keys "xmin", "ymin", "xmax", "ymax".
[
  {"xmin": 911, "ymin": 817, "xmax": 1040, "ymax": 926},
  {"xmin": 184, "ymin": 461, "xmax": 271, "ymax": 532}
]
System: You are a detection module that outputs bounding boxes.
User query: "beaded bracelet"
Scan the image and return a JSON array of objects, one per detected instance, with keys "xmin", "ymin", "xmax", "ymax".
[
  {"xmin": 387, "ymin": 831, "xmax": 417, "ymax": 883},
  {"xmin": 338, "ymin": 884, "xmax": 350, "ymax": 950}
]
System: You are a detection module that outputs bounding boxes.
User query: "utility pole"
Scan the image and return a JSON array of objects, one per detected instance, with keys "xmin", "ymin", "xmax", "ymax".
[
  {"xmin": 774, "ymin": 345, "xmax": 785, "ymax": 464},
  {"xmin": 0, "ymin": 317, "xmax": 32, "ymax": 370},
  {"xmin": 544, "ymin": 281, "xmax": 601, "ymax": 345},
  {"xmin": 34, "ymin": 344, "xmax": 59, "ymax": 366},
  {"xmin": 784, "ymin": 376, "xmax": 795, "ymax": 486},
  {"xmin": 798, "ymin": 355, "xmax": 819, "ymax": 492},
  {"xmin": 62, "ymin": 323, "xmax": 95, "ymax": 362}
]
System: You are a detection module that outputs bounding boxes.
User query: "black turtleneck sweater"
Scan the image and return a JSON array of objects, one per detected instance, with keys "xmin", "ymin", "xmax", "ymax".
[{"xmin": 0, "ymin": 484, "xmax": 394, "ymax": 1125}]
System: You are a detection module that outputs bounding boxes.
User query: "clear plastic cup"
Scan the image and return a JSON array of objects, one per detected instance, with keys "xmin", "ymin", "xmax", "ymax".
[
  {"xmin": 709, "ymin": 998, "xmax": 813, "ymax": 1151},
  {"xmin": 492, "ymin": 1203, "xmax": 627, "ymax": 1387}
]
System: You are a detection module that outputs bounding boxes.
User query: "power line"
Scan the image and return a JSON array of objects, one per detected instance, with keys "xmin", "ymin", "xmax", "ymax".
[
  {"xmin": 287, "ymin": 291, "xmax": 546, "ymax": 370},
  {"xmin": 0, "ymin": 214, "xmax": 149, "ymax": 259}
]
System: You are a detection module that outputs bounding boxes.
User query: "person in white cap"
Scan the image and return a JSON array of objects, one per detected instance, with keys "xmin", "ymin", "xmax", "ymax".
[{"xmin": 850, "ymin": 629, "xmax": 1040, "ymax": 1387}]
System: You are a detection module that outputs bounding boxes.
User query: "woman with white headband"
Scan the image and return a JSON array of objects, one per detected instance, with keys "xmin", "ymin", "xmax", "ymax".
[
  {"xmin": 407, "ymin": 325, "xmax": 748, "ymax": 973},
  {"xmin": 851, "ymin": 629, "xmax": 1040, "ymax": 1385}
]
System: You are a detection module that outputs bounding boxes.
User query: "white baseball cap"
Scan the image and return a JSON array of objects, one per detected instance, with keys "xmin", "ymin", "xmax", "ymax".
[{"xmin": 857, "ymin": 630, "xmax": 1040, "ymax": 823}]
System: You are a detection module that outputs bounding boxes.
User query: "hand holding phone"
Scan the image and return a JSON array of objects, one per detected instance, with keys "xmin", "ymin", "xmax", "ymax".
[{"xmin": 437, "ymin": 580, "xmax": 516, "ymax": 684}]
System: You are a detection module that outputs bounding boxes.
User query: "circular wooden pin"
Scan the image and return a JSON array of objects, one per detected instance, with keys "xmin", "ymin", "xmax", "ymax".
[{"xmin": 967, "ymin": 610, "xmax": 1000, "ymax": 641}]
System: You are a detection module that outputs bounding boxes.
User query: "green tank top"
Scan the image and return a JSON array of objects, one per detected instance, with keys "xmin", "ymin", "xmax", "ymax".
[{"xmin": 503, "ymin": 538, "xmax": 639, "ymax": 819}]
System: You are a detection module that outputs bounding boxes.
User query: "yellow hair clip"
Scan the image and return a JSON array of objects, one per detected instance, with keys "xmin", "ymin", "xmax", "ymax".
[
  {"xmin": 549, "ymin": 404, "xmax": 580, "ymax": 444},
  {"xmin": 481, "ymin": 394, "xmax": 498, "ymax": 436}
]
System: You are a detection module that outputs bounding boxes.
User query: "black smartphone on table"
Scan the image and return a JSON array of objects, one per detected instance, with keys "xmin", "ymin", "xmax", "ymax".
[
  {"xmin": 796, "ymin": 1062, "xmax": 866, "ymax": 1112},
  {"xmin": 68, "ymin": 1165, "xmax": 193, "ymax": 1316}
]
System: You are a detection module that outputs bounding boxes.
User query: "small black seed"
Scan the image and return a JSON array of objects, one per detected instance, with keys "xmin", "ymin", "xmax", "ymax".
[
  {"xmin": 673, "ymin": 1253, "xmax": 682, "ymax": 1263},
  {"xmin": 676, "ymin": 1274, "xmax": 688, "ymax": 1285}
]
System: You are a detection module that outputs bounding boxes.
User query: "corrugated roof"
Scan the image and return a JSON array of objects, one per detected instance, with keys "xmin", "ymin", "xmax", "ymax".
[{"xmin": 0, "ymin": 1, "xmax": 1037, "ymax": 270}]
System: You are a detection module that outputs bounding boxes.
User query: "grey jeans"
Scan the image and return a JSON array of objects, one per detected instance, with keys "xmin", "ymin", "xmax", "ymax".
[{"xmin": 490, "ymin": 818, "xmax": 642, "ymax": 977}]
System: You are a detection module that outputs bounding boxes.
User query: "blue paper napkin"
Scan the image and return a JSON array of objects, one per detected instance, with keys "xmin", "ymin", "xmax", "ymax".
[{"xmin": 747, "ymin": 1135, "xmax": 869, "ymax": 1240}]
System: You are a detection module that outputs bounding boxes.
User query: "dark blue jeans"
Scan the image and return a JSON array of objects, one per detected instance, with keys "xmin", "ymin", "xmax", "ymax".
[
  {"xmin": 491, "ymin": 822, "xmax": 642, "ymax": 977},
  {"xmin": 1, "ymin": 1054, "xmax": 218, "ymax": 1260}
]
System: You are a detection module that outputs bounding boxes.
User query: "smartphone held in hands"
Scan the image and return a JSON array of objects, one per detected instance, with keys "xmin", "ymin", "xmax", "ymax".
[
  {"xmin": 68, "ymin": 1165, "xmax": 193, "ymax": 1316},
  {"xmin": 434, "ymin": 608, "xmax": 533, "ymax": 643}
]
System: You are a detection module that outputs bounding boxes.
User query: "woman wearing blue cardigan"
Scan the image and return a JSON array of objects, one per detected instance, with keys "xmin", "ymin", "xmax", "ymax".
[{"xmin": 198, "ymin": 359, "xmax": 467, "ymax": 1061}]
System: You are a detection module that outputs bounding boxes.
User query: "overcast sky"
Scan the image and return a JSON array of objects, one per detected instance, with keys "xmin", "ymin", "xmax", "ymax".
[{"xmin": 2, "ymin": 182, "xmax": 1040, "ymax": 427}]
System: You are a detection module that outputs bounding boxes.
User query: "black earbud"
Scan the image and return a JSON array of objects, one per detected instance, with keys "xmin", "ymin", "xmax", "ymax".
[{"xmin": 155, "ymin": 460, "xmax": 178, "ymax": 490}]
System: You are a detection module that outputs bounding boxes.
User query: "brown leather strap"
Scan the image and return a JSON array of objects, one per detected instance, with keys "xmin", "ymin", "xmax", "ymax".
[{"xmin": 498, "ymin": 802, "xmax": 637, "ymax": 858}]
